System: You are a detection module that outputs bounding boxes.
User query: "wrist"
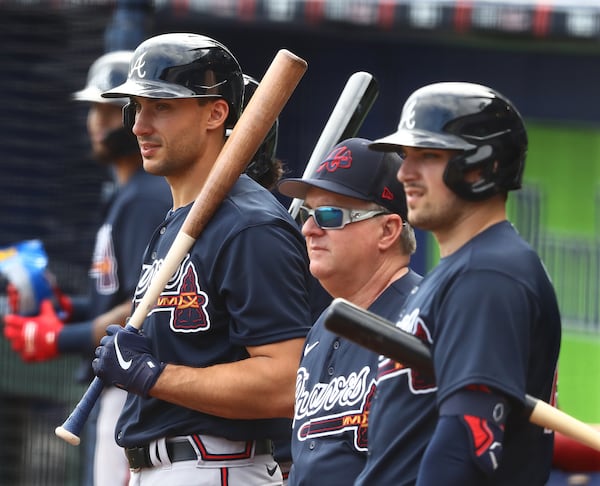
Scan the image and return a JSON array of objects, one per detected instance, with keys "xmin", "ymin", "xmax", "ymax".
[{"xmin": 57, "ymin": 321, "xmax": 94, "ymax": 354}]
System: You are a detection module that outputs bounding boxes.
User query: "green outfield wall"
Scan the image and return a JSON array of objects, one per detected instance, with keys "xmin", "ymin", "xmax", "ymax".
[{"xmin": 526, "ymin": 123, "xmax": 600, "ymax": 423}]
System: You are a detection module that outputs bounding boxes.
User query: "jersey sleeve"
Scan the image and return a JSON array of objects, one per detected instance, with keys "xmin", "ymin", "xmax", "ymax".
[
  {"xmin": 215, "ymin": 222, "xmax": 313, "ymax": 346},
  {"xmin": 433, "ymin": 269, "xmax": 535, "ymax": 406}
]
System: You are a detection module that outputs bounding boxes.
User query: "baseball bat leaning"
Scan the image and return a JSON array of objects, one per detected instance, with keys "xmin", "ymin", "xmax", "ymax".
[
  {"xmin": 288, "ymin": 71, "xmax": 379, "ymax": 220},
  {"xmin": 55, "ymin": 49, "xmax": 308, "ymax": 446},
  {"xmin": 324, "ymin": 297, "xmax": 600, "ymax": 452}
]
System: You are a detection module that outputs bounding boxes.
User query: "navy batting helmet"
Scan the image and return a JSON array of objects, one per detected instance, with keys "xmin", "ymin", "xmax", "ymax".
[
  {"xmin": 102, "ymin": 33, "xmax": 244, "ymax": 129},
  {"xmin": 370, "ymin": 82, "xmax": 527, "ymax": 201},
  {"xmin": 242, "ymin": 74, "xmax": 279, "ymax": 182}
]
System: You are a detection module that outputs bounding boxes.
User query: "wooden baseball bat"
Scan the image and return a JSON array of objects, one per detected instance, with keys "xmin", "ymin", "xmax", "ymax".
[
  {"xmin": 55, "ymin": 49, "xmax": 308, "ymax": 446},
  {"xmin": 288, "ymin": 71, "xmax": 379, "ymax": 220},
  {"xmin": 324, "ymin": 297, "xmax": 600, "ymax": 452}
]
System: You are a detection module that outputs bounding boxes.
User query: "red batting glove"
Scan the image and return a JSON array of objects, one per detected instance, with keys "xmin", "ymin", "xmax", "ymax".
[{"xmin": 3, "ymin": 299, "xmax": 64, "ymax": 362}]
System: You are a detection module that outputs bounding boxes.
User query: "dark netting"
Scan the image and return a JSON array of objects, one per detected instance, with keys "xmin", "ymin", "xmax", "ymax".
[{"xmin": 0, "ymin": 4, "xmax": 114, "ymax": 484}]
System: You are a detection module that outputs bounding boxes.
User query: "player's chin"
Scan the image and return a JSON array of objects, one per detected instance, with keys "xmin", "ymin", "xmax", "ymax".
[
  {"xmin": 142, "ymin": 158, "xmax": 165, "ymax": 176},
  {"xmin": 308, "ymin": 259, "xmax": 333, "ymax": 281}
]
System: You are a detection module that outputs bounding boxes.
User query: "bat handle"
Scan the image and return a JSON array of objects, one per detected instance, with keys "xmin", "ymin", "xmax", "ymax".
[
  {"xmin": 55, "ymin": 376, "xmax": 104, "ymax": 446},
  {"xmin": 55, "ymin": 324, "xmax": 140, "ymax": 445},
  {"xmin": 525, "ymin": 394, "xmax": 600, "ymax": 452}
]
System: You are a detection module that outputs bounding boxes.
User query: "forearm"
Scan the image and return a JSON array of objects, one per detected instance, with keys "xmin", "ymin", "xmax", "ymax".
[
  {"xmin": 59, "ymin": 300, "xmax": 132, "ymax": 354},
  {"xmin": 91, "ymin": 300, "xmax": 131, "ymax": 345},
  {"xmin": 150, "ymin": 338, "xmax": 304, "ymax": 419}
]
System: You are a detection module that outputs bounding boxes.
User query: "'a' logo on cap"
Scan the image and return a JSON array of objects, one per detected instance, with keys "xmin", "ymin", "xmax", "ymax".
[{"xmin": 317, "ymin": 147, "xmax": 352, "ymax": 173}]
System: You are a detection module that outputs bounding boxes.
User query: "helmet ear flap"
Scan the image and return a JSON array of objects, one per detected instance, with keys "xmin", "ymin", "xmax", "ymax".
[
  {"xmin": 122, "ymin": 103, "xmax": 135, "ymax": 131},
  {"xmin": 443, "ymin": 145, "xmax": 498, "ymax": 201}
]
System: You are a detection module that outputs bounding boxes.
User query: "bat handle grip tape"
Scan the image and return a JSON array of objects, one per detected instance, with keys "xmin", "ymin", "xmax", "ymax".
[
  {"xmin": 55, "ymin": 376, "xmax": 104, "ymax": 446},
  {"xmin": 55, "ymin": 324, "xmax": 139, "ymax": 445}
]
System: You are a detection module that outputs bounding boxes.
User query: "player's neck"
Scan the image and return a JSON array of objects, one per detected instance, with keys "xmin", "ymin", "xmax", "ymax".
[
  {"xmin": 169, "ymin": 140, "xmax": 225, "ymax": 209},
  {"xmin": 436, "ymin": 199, "xmax": 506, "ymax": 257},
  {"xmin": 113, "ymin": 155, "xmax": 142, "ymax": 186}
]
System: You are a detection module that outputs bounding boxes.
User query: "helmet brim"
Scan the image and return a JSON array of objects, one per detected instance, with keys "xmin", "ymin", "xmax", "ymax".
[
  {"xmin": 73, "ymin": 86, "xmax": 128, "ymax": 105},
  {"xmin": 370, "ymin": 129, "xmax": 476, "ymax": 152},
  {"xmin": 102, "ymin": 79, "xmax": 203, "ymax": 99}
]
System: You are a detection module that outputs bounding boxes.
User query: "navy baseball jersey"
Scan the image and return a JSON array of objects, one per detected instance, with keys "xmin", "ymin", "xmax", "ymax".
[
  {"xmin": 357, "ymin": 221, "xmax": 561, "ymax": 486},
  {"xmin": 88, "ymin": 169, "xmax": 171, "ymax": 319},
  {"xmin": 289, "ymin": 270, "xmax": 422, "ymax": 486},
  {"xmin": 115, "ymin": 175, "xmax": 315, "ymax": 447}
]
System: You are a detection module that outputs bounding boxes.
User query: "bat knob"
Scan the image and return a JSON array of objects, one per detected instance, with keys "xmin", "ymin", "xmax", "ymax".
[{"xmin": 55, "ymin": 426, "xmax": 81, "ymax": 446}]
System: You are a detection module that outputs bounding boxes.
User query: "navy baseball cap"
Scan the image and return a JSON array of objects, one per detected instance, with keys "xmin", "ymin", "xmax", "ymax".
[{"xmin": 277, "ymin": 137, "xmax": 407, "ymax": 219}]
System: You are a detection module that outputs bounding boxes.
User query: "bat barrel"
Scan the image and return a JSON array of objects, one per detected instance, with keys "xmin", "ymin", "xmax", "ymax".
[
  {"xmin": 324, "ymin": 298, "xmax": 600, "ymax": 454},
  {"xmin": 324, "ymin": 297, "xmax": 433, "ymax": 373},
  {"xmin": 288, "ymin": 71, "xmax": 379, "ymax": 220}
]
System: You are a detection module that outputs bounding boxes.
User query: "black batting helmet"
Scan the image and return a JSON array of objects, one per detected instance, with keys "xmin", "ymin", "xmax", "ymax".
[
  {"xmin": 102, "ymin": 33, "xmax": 244, "ymax": 129},
  {"xmin": 370, "ymin": 82, "xmax": 527, "ymax": 201},
  {"xmin": 242, "ymin": 74, "xmax": 279, "ymax": 182}
]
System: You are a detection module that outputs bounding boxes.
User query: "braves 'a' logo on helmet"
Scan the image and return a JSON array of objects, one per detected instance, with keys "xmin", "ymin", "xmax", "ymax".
[
  {"xmin": 130, "ymin": 51, "xmax": 147, "ymax": 79},
  {"xmin": 317, "ymin": 146, "xmax": 352, "ymax": 173}
]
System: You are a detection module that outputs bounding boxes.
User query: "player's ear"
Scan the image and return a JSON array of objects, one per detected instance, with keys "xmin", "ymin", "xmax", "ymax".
[
  {"xmin": 378, "ymin": 214, "xmax": 403, "ymax": 251},
  {"xmin": 206, "ymin": 99, "xmax": 229, "ymax": 129}
]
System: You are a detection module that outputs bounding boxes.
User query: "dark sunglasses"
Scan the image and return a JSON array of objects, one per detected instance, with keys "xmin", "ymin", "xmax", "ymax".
[{"xmin": 299, "ymin": 205, "xmax": 390, "ymax": 230}]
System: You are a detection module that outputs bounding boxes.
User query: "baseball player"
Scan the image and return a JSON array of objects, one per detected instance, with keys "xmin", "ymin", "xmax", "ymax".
[
  {"xmin": 277, "ymin": 137, "xmax": 423, "ymax": 485},
  {"xmin": 91, "ymin": 33, "xmax": 318, "ymax": 485},
  {"xmin": 356, "ymin": 82, "xmax": 561, "ymax": 485},
  {"xmin": 3, "ymin": 51, "xmax": 173, "ymax": 486}
]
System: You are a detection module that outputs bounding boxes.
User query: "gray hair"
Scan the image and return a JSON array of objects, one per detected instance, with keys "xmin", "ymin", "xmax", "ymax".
[{"xmin": 400, "ymin": 223, "xmax": 417, "ymax": 255}]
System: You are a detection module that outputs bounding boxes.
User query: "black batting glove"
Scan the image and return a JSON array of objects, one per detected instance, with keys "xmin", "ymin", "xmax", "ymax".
[{"xmin": 92, "ymin": 324, "xmax": 165, "ymax": 398}]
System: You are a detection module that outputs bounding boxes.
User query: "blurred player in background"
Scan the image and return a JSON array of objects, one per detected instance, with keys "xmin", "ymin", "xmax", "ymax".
[
  {"xmin": 277, "ymin": 137, "xmax": 423, "ymax": 485},
  {"xmin": 91, "ymin": 32, "xmax": 320, "ymax": 485},
  {"xmin": 3, "ymin": 50, "xmax": 173, "ymax": 486},
  {"xmin": 241, "ymin": 74, "xmax": 283, "ymax": 191},
  {"xmin": 357, "ymin": 82, "xmax": 561, "ymax": 485}
]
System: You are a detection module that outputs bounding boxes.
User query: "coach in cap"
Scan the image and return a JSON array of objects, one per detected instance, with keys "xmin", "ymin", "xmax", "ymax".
[{"xmin": 277, "ymin": 138, "xmax": 431, "ymax": 485}]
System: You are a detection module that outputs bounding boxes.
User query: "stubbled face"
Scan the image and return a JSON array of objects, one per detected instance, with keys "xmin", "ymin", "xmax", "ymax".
[
  {"xmin": 130, "ymin": 96, "xmax": 213, "ymax": 177},
  {"xmin": 86, "ymin": 102, "xmax": 124, "ymax": 162},
  {"xmin": 397, "ymin": 146, "xmax": 464, "ymax": 232}
]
